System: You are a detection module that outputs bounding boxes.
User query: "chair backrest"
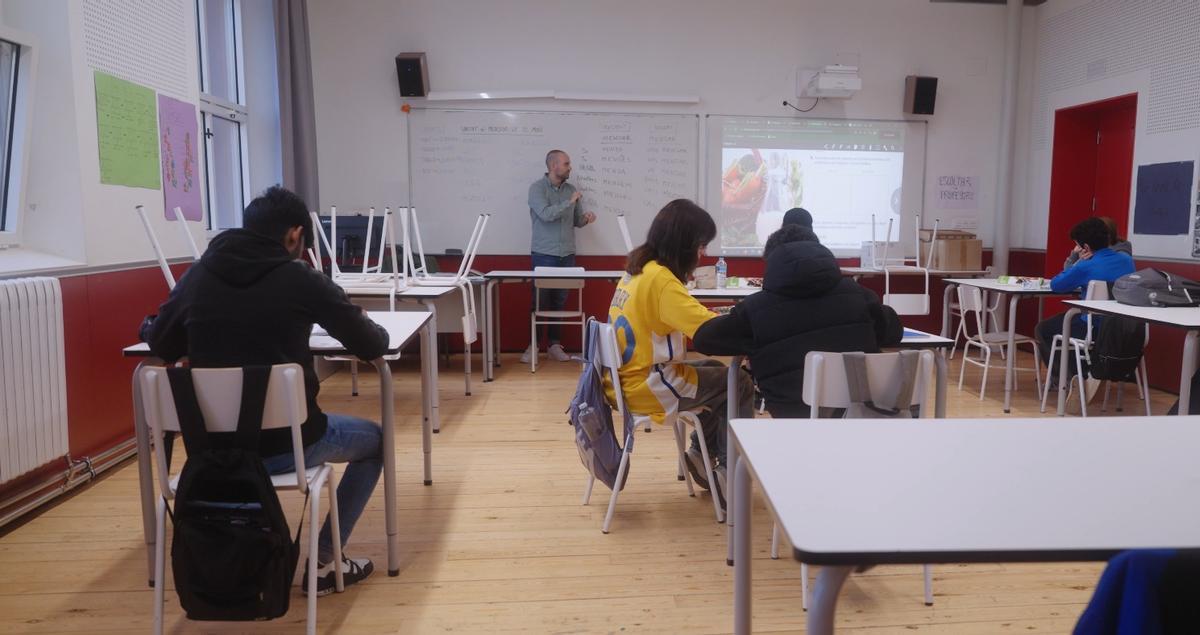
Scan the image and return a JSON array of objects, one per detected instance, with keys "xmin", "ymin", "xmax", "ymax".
[
  {"xmin": 534, "ymin": 266, "xmax": 587, "ymax": 290},
  {"xmin": 801, "ymin": 350, "xmax": 934, "ymax": 417},
  {"xmin": 138, "ymin": 364, "xmax": 309, "ymax": 497},
  {"xmin": 590, "ymin": 319, "xmax": 628, "ymax": 416},
  {"xmin": 883, "ymin": 266, "xmax": 931, "ymax": 315},
  {"xmin": 1081, "ymin": 279, "xmax": 1111, "ymax": 343}
]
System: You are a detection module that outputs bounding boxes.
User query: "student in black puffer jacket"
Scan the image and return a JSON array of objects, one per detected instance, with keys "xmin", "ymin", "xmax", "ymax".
[{"xmin": 693, "ymin": 224, "xmax": 902, "ymax": 417}]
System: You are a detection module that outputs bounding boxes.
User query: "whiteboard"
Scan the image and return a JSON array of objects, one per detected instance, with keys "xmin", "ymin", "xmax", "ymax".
[{"xmin": 408, "ymin": 109, "xmax": 700, "ymax": 255}]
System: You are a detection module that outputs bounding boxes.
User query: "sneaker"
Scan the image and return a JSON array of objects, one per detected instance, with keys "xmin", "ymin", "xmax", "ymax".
[
  {"xmin": 302, "ymin": 555, "xmax": 374, "ymax": 596},
  {"xmin": 520, "ymin": 345, "xmax": 535, "ymax": 364},
  {"xmin": 712, "ymin": 464, "xmax": 727, "ymax": 512},
  {"xmin": 1085, "ymin": 376, "xmax": 1102, "ymax": 404},
  {"xmin": 685, "ymin": 446, "xmax": 711, "ymax": 491},
  {"xmin": 548, "ymin": 344, "xmax": 570, "ymax": 362}
]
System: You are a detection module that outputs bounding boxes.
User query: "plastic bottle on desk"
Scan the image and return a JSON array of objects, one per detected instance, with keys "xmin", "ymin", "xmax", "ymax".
[{"xmin": 715, "ymin": 257, "xmax": 728, "ymax": 288}]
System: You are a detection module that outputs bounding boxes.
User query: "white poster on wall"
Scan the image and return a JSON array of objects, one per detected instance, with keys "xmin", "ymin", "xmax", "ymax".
[{"xmin": 935, "ymin": 175, "xmax": 978, "ymax": 211}]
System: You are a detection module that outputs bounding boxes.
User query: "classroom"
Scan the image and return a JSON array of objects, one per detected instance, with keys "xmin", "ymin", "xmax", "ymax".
[{"xmin": 1, "ymin": 0, "xmax": 1199, "ymax": 633}]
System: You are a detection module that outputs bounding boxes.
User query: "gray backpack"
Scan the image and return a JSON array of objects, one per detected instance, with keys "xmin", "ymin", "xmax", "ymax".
[
  {"xmin": 841, "ymin": 350, "xmax": 923, "ymax": 418},
  {"xmin": 567, "ymin": 321, "xmax": 634, "ymax": 491},
  {"xmin": 1113, "ymin": 269, "xmax": 1200, "ymax": 308}
]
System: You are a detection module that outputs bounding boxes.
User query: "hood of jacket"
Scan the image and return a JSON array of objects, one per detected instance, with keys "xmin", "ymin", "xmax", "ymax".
[
  {"xmin": 762, "ymin": 240, "xmax": 842, "ymax": 298},
  {"xmin": 198, "ymin": 228, "xmax": 297, "ymax": 288}
]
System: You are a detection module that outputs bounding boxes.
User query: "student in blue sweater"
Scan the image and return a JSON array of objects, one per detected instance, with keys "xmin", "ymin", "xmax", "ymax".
[{"xmin": 1035, "ymin": 217, "xmax": 1135, "ymax": 375}]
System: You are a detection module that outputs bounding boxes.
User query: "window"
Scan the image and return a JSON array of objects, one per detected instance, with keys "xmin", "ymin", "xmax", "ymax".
[
  {"xmin": 195, "ymin": 0, "xmax": 249, "ymax": 231},
  {"xmin": 0, "ymin": 31, "xmax": 34, "ymax": 244}
]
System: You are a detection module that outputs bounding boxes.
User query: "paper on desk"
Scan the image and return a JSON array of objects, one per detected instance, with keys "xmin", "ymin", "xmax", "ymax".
[{"xmin": 309, "ymin": 335, "xmax": 342, "ymax": 350}]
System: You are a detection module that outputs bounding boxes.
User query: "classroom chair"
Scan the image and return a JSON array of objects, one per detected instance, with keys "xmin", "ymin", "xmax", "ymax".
[
  {"xmin": 957, "ymin": 285, "xmax": 1043, "ymax": 400},
  {"xmin": 780, "ymin": 350, "xmax": 936, "ymax": 610},
  {"xmin": 139, "ymin": 364, "xmax": 342, "ymax": 635},
  {"xmin": 582, "ymin": 319, "xmax": 724, "ymax": 532},
  {"xmin": 529, "ymin": 266, "xmax": 587, "ymax": 373},
  {"xmin": 883, "ymin": 266, "xmax": 931, "ymax": 315},
  {"xmin": 1039, "ymin": 280, "xmax": 1151, "ymax": 417},
  {"xmin": 948, "ymin": 267, "xmax": 1001, "ymax": 360}
]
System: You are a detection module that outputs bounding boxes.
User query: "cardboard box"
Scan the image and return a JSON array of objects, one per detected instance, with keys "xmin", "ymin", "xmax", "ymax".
[{"xmin": 919, "ymin": 230, "xmax": 982, "ymax": 271}]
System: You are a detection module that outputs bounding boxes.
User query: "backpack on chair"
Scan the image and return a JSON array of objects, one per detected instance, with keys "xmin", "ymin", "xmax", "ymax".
[
  {"xmin": 567, "ymin": 320, "xmax": 632, "ymax": 491},
  {"xmin": 1088, "ymin": 316, "xmax": 1145, "ymax": 382},
  {"xmin": 166, "ymin": 366, "xmax": 304, "ymax": 621},
  {"xmin": 841, "ymin": 350, "xmax": 923, "ymax": 418}
]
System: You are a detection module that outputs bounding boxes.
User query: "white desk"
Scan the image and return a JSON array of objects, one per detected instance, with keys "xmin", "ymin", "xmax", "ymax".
[
  {"xmin": 731, "ymin": 416, "xmax": 1200, "ymax": 635},
  {"xmin": 841, "ymin": 266, "xmax": 987, "ymax": 279},
  {"xmin": 723, "ymin": 328, "xmax": 955, "ymax": 566},
  {"xmin": 1059, "ymin": 300, "xmax": 1200, "ymax": 416},
  {"xmin": 942, "ymin": 278, "xmax": 1064, "ymax": 413},
  {"xmin": 125, "ymin": 310, "xmax": 435, "ymax": 584},
  {"xmin": 481, "ymin": 269, "xmax": 626, "ymax": 381},
  {"xmin": 689, "ymin": 285, "xmax": 760, "ymax": 301}
]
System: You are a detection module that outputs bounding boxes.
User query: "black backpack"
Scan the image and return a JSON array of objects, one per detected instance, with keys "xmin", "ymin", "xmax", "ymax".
[
  {"xmin": 166, "ymin": 366, "xmax": 304, "ymax": 622},
  {"xmin": 1087, "ymin": 317, "xmax": 1145, "ymax": 382}
]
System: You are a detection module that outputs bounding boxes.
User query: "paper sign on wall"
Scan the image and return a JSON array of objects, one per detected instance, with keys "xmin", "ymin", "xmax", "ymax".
[
  {"xmin": 935, "ymin": 175, "xmax": 978, "ymax": 211},
  {"xmin": 157, "ymin": 95, "xmax": 202, "ymax": 221},
  {"xmin": 94, "ymin": 71, "xmax": 160, "ymax": 189},
  {"xmin": 1133, "ymin": 161, "xmax": 1193, "ymax": 236}
]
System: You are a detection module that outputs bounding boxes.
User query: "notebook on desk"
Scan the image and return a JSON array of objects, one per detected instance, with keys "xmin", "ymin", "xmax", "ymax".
[{"xmin": 902, "ymin": 329, "xmax": 930, "ymax": 338}]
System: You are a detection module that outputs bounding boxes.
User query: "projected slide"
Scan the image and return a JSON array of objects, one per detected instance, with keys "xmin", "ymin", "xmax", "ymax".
[{"xmin": 710, "ymin": 118, "xmax": 918, "ymax": 255}]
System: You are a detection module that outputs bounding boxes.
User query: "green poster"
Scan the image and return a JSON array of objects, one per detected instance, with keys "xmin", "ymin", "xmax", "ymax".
[{"xmin": 94, "ymin": 71, "xmax": 160, "ymax": 189}]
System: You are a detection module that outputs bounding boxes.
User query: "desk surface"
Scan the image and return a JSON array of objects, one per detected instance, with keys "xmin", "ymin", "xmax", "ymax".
[
  {"xmin": 1064, "ymin": 299, "xmax": 1200, "ymax": 328},
  {"xmin": 690, "ymin": 286, "xmax": 760, "ymax": 300},
  {"xmin": 732, "ymin": 416, "xmax": 1200, "ymax": 565},
  {"xmin": 843, "ymin": 267, "xmax": 987, "ymax": 277},
  {"xmin": 944, "ymin": 277, "xmax": 1058, "ymax": 294},
  {"xmin": 485, "ymin": 269, "xmax": 626, "ymax": 280},
  {"xmin": 123, "ymin": 310, "xmax": 432, "ymax": 357}
]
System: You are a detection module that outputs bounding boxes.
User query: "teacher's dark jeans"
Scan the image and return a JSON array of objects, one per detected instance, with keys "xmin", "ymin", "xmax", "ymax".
[{"xmin": 530, "ymin": 252, "xmax": 575, "ymax": 346}]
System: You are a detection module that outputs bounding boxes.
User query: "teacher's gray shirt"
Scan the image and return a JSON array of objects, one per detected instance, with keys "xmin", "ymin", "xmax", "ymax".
[{"xmin": 528, "ymin": 174, "xmax": 586, "ymax": 257}]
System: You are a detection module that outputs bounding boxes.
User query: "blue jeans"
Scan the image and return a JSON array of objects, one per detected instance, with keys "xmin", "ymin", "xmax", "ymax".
[
  {"xmin": 531, "ymin": 252, "xmax": 576, "ymax": 346},
  {"xmin": 262, "ymin": 414, "xmax": 382, "ymax": 562}
]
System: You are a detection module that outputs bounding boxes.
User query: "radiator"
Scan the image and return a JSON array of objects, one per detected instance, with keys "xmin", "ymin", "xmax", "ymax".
[{"xmin": 0, "ymin": 277, "xmax": 69, "ymax": 485}]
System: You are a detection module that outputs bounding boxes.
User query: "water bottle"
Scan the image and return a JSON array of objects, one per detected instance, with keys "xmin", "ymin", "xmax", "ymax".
[{"xmin": 715, "ymin": 257, "xmax": 728, "ymax": 288}]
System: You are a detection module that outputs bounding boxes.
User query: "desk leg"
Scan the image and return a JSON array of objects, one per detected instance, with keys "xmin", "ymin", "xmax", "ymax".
[
  {"xmin": 1179, "ymin": 330, "xmax": 1199, "ymax": 415},
  {"xmin": 1003, "ymin": 294, "xmax": 1018, "ymax": 413},
  {"xmin": 133, "ymin": 361, "xmax": 156, "ymax": 587},
  {"xmin": 725, "ymin": 356, "xmax": 743, "ymax": 567},
  {"xmin": 733, "ymin": 454, "xmax": 752, "ymax": 635},
  {"xmin": 484, "ymin": 280, "xmax": 496, "ymax": 381},
  {"xmin": 372, "ymin": 359, "xmax": 401, "ymax": 577},
  {"xmin": 941, "ymin": 283, "xmax": 956, "ymax": 338},
  {"xmin": 935, "ymin": 349, "xmax": 947, "ymax": 418},
  {"xmin": 807, "ymin": 566, "xmax": 853, "ymax": 635},
  {"xmin": 1056, "ymin": 308, "xmax": 1081, "ymax": 416},
  {"xmin": 420, "ymin": 301, "xmax": 441, "ymax": 434},
  {"xmin": 418, "ymin": 322, "xmax": 436, "ymax": 483}
]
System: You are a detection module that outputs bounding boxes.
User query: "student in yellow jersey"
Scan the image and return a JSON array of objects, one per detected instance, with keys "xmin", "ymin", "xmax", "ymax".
[{"xmin": 607, "ymin": 199, "xmax": 754, "ymax": 504}]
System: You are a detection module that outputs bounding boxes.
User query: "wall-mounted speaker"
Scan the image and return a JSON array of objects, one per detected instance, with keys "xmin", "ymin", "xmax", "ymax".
[
  {"xmin": 395, "ymin": 52, "xmax": 429, "ymax": 97},
  {"xmin": 904, "ymin": 75, "xmax": 937, "ymax": 115}
]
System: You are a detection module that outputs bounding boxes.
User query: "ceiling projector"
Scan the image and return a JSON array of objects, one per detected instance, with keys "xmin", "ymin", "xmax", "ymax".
[{"xmin": 798, "ymin": 65, "xmax": 862, "ymax": 99}]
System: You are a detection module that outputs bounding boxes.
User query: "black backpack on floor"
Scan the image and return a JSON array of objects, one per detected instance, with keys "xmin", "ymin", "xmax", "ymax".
[{"xmin": 166, "ymin": 366, "xmax": 305, "ymax": 621}]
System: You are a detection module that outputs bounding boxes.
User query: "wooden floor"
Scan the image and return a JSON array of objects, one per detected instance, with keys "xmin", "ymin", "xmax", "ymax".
[{"xmin": 0, "ymin": 350, "xmax": 1178, "ymax": 634}]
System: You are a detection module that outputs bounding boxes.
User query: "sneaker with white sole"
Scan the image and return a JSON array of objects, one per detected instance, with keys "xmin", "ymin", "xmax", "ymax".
[
  {"xmin": 685, "ymin": 446, "xmax": 711, "ymax": 491},
  {"xmin": 548, "ymin": 344, "xmax": 570, "ymax": 362},
  {"xmin": 520, "ymin": 345, "xmax": 535, "ymax": 364},
  {"xmin": 302, "ymin": 555, "xmax": 374, "ymax": 596}
]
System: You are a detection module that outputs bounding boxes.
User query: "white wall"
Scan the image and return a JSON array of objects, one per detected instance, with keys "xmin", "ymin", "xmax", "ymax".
[
  {"xmin": 0, "ymin": 0, "xmax": 282, "ymax": 274},
  {"xmin": 1015, "ymin": 0, "xmax": 1200, "ymax": 260},
  {"xmin": 308, "ymin": 0, "xmax": 1011, "ymax": 250}
]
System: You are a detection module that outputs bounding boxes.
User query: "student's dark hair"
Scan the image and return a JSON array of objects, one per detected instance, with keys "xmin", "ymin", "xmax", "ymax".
[
  {"xmin": 545, "ymin": 149, "xmax": 566, "ymax": 169},
  {"xmin": 763, "ymin": 223, "xmax": 819, "ymax": 260},
  {"xmin": 242, "ymin": 186, "xmax": 313, "ymax": 249},
  {"xmin": 1096, "ymin": 216, "xmax": 1124, "ymax": 245},
  {"xmin": 626, "ymin": 199, "xmax": 717, "ymax": 282},
  {"xmin": 1069, "ymin": 217, "xmax": 1111, "ymax": 252}
]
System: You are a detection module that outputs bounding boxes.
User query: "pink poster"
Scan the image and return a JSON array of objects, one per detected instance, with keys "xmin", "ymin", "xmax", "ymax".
[{"xmin": 157, "ymin": 95, "xmax": 202, "ymax": 221}]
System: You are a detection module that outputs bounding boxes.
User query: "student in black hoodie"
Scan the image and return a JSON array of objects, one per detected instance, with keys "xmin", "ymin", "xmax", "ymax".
[
  {"xmin": 693, "ymin": 224, "xmax": 902, "ymax": 417},
  {"xmin": 140, "ymin": 186, "xmax": 389, "ymax": 595}
]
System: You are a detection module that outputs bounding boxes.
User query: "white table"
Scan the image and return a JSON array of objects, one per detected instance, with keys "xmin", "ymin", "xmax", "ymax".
[
  {"xmin": 125, "ymin": 310, "xmax": 435, "ymax": 584},
  {"xmin": 689, "ymin": 285, "xmax": 760, "ymax": 301},
  {"xmin": 723, "ymin": 328, "xmax": 955, "ymax": 566},
  {"xmin": 1059, "ymin": 300, "xmax": 1200, "ymax": 416},
  {"xmin": 841, "ymin": 266, "xmax": 987, "ymax": 279},
  {"xmin": 942, "ymin": 278, "xmax": 1063, "ymax": 413},
  {"xmin": 731, "ymin": 416, "xmax": 1200, "ymax": 635},
  {"xmin": 481, "ymin": 269, "xmax": 626, "ymax": 381}
]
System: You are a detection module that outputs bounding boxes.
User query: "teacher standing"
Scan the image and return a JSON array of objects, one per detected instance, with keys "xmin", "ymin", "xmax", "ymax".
[{"xmin": 524, "ymin": 149, "xmax": 596, "ymax": 363}]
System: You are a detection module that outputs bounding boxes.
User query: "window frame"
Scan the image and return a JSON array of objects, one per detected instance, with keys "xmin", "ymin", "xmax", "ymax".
[
  {"xmin": 0, "ymin": 27, "xmax": 38, "ymax": 248},
  {"xmin": 194, "ymin": 0, "xmax": 250, "ymax": 233}
]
